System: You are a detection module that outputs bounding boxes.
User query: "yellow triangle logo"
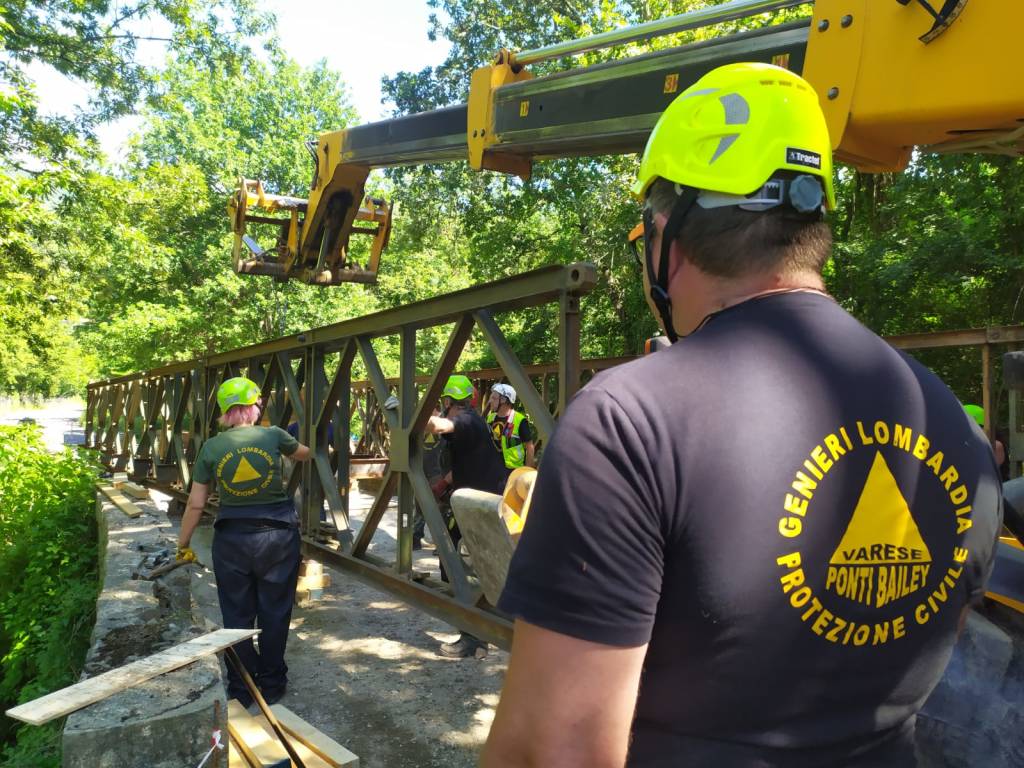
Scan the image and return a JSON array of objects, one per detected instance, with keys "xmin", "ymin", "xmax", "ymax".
[
  {"xmin": 231, "ymin": 456, "xmax": 262, "ymax": 484},
  {"xmin": 830, "ymin": 452, "xmax": 931, "ymax": 565},
  {"xmin": 826, "ymin": 452, "xmax": 932, "ymax": 609}
]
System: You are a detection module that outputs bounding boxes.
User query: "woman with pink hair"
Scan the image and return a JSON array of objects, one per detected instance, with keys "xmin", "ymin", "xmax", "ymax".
[{"xmin": 177, "ymin": 376, "xmax": 310, "ymax": 709}]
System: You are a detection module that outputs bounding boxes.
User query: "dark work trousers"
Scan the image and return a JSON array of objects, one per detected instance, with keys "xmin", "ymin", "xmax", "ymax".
[
  {"xmin": 436, "ymin": 492, "xmax": 460, "ymax": 584},
  {"xmin": 212, "ymin": 523, "xmax": 300, "ymax": 700}
]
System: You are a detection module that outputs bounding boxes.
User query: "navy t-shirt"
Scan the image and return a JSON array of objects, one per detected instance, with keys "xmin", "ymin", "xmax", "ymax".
[
  {"xmin": 286, "ymin": 421, "xmax": 334, "ymax": 444},
  {"xmin": 499, "ymin": 292, "xmax": 1002, "ymax": 766},
  {"xmin": 444, "ymin": 408, "xmax": 509, "ymax": 495}
]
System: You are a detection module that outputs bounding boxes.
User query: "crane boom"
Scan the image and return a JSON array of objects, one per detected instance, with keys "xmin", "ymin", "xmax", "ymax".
[{"xmin": 230, "ymin": 0, "xmax": 1020, "ymax": 286}]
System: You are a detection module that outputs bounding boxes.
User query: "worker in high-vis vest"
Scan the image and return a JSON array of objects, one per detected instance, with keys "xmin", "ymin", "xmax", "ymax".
[{"xmin": 486, "ymin": 383, "xmax": 536, "ymax": 469}]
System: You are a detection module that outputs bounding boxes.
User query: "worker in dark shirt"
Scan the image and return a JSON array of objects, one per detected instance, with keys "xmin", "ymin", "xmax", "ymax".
[
  {"xmin": 483, "ymin": 63, "xmax": 1002, "ymax": 767},
  {"xmin": 177, "ymin": 377, "xmax": 311, "ymax": 708},
  {"xmin": 427, "ymin": 374, "xmax": 509, "ymax": 658}
]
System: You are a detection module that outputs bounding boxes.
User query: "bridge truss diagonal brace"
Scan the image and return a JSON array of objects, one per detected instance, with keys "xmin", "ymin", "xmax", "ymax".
[{"xmin": 474, "ymin": 309, "xmax": 557, "ymax": 444}]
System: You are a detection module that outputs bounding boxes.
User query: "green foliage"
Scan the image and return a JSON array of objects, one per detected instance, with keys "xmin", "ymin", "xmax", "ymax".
[
  {"xmin": 0, "ymin": 0, "xmax": 273, "ymax": 396},
  {"xmin": 64, "ymin": 41, "xmax": 387, "ymax": 376},
  {"xmin": 4, "ymin": 0, "xmax": 1024, "ymax": 406},
  {"xmin": 0, "ymin": 427, "xmax": 100, "ymax": 765},
  {"xmin": 0, "ymin": 0, "xmax": 272, "ymax": 160},
  {"xmin": 380, "ymin": 0, "xmax": 1024, "ymax": 396}
]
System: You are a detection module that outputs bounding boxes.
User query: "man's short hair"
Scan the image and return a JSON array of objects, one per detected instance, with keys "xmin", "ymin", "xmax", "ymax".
[{"xmin": 645, "ymin": 177, "xmax": 832, "ymax": 279}]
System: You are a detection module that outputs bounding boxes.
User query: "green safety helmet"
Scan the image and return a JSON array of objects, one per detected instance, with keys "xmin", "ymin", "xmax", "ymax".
[
  {"xmin": 442, "ymin": 374, "xmax": 474, "ymax": 401},
  {"xmin": 217, "ymin": 377, "xmax": 261, "ymax": 413},
  {"xmin": 633, "ymin": 62, "xmax": 836, "ymax": 210},
  {"xmin": 963, "ymin": 403, "xmax": 985, "ymax": 426}
]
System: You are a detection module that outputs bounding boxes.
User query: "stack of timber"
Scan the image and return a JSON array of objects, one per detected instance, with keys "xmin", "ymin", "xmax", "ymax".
[
  {"xmin": 295, "ymin": 560, "xmax": 330, "ymax": 606},
  {"xmin": 226, "ymin": 700, "xmax": 358, "ymax": 767}
]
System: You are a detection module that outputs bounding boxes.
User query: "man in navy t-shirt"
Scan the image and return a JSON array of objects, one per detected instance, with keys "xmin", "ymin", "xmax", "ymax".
[
  {"xmin": 483, "ymin": 63, "xmax": 1001, "ymax": 767},
  {"xmin": 426, "ymin": 374, "xmax": 508, "ymax": 659}
]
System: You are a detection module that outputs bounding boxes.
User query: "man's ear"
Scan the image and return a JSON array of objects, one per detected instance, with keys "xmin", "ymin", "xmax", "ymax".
[{"xmin": 666, "ymin": 236, "xmax": 689, "ymax": 286}]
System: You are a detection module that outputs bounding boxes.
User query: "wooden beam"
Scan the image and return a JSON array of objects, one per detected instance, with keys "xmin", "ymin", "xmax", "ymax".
[
  {"xmin": 270, "ymin": 704, "xmax": 359, "ymax": 767},
  {"xmin": 96, "ymin": 482, "xmax": 142, "ymax": 518},
  {"xmin": 5, "ymin": 629, "xmax": 259, "ymax": 726},
  {"xmin": 226, "ymin": 699, "xmax": 294, "ymax": 767},
  {"xmin": 885, "ymin": 325, "xmax": 1024, "ymax": 350},
  {"xmin": 116, "ymin": 480, "xmax": 150, "ymax": 499}
]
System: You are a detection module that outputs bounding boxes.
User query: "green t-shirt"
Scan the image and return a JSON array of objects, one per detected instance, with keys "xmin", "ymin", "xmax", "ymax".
[{"xmin": 193, "ymin": 425, "xmax": 299, "ymax": 506}]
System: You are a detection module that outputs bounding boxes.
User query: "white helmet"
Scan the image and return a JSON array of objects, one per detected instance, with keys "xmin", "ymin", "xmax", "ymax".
[{"xmin": 492, "ymin": 383, "xmax": 516, "ymax": 405}]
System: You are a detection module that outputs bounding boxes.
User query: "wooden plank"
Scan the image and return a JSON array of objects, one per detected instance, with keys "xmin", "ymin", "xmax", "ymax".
[
  {"xmin": 271, "ymin": 704, "xmax": 359, "ymax": 767},
  {"xmin": 227, "ymin": 741, "xmax": 248, "ymax": 768},
  {"xmin": 226, "ymin": 700, "xmax": 290, "ymax": 768},
  {"xmin": 96, "ymin": 482, "xmax": 142, "ymax": 518},
  {"xmin": 120, "ymin": 480, "xmax": 151, "ymax": 499},
  {"xmin": 228, "ymin": 739, "xmax": 253, "ymax": 768},
  {"xmin": 254, "ymin": 713, "xmax": 333, "ymax": 768},
  {"xmin": 5, "ymin": 629, "xmax": 259, "ymax": 725}
]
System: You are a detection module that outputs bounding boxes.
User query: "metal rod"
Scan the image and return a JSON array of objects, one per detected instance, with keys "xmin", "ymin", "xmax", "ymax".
[
  {"xmin": 983, "ymin": 343, "xmax": 994, "ymax": 442},
  {"xmin": 513, "ymin": 0, "xmax": 810, "ymax": 66},
  {"xmin": 303, "ymin": 539, "xmax": 513, "ymax": 648}
]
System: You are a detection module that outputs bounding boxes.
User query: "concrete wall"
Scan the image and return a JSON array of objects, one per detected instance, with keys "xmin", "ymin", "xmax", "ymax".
[{"xmin": 62, "ymin": 492, "xmax": 226, "ymax": 768}]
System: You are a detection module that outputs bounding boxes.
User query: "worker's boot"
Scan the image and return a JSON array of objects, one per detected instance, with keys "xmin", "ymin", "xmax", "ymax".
[
  {"xmin": 260, "ymin": 683, "xmax": 286, "ymax": 705},
  {"xmin": 439, "ymin": 633, "xmax": 487, "ymax": 659}
]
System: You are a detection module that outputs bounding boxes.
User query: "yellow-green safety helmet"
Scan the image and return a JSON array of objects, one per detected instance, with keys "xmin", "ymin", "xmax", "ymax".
[
  {"xmin": 963, "ymin": 403, "xmax": 985, "ymax": 426},
  {"xmin": 633, "ymin": 62, "xmax": 836, "ymax": 210},
  {"xmin": 442, "ymin": 375, "xmax": 474, "ymax": 401},
  {"xmin": 217, "ymin": 376, "xmax": 261, "ymax": 413}
]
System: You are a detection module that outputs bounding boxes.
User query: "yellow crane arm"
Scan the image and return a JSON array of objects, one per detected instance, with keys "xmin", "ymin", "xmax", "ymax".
[{"xmin": 232, "ymin": 0, "xmax": 1022, "ymax": 285}]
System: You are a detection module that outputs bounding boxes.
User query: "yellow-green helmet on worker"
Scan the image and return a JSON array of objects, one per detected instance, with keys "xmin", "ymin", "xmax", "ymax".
[
  {"xmin": 963, "ymin": 403, "xmax": 985, "ymax": 426},
  {"xmin": 632, "ymin": 62, "xmax": 835, "ymax": 209},
  {"xmin": 442, "ymin": 375, "xmax": 474, "ymax": 401},
  {"xmin": 217, "ymin": 376, "xmax": 261, "ymax": 413}
]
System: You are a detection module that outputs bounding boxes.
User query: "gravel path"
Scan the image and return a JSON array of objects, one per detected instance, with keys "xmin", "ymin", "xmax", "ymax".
[{"xmin": 179, "ymin": 489, "xmax": 508, "ymax": 768}]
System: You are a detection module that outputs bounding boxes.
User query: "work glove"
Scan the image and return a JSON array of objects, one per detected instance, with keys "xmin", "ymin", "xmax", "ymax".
[{"xmin": 176, "ymin": 545, "xmax": 198, "ymax": 563}]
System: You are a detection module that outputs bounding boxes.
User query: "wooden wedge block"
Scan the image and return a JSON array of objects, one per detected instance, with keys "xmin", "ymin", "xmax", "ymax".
[
  {"xmin": 227, "ymin": 700, "xmax": 289, "ymax": 767},
  {"xmin": 96, "ymin": 482, "xmax": 142, "ymax": 519},
  {"xmin": 6, "ymin": 628, "xmax": 259, "ymax": 725},
  {"xmin": 294, "ymin": 588, "xmax": 324, "ymax": 607},
  {"xmin": 296, "ymin": 573, "xmax": 330, "ymax": 592},
  {"xmin": 299, "ymin": 560, "xmax": 323, "ymax": 577},
  {"xmin": 270, "ymin": 704, "xmax": 359, "ymax": 767}
]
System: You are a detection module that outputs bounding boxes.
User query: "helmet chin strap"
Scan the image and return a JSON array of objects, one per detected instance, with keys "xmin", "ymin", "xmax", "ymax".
[{"xmin": 643, "ymin": 188, "xmax": 700, "ymax": 343}]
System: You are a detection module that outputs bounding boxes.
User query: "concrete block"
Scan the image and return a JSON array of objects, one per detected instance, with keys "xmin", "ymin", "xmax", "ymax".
[{"xmin": 63, "ymin": 492, "xmax": 227, "ymax": 767}]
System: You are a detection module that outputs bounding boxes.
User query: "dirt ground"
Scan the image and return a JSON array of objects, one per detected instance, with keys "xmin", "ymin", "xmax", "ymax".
[{"xmin": 179, "ymin": 488, "xmax": 509, "ymax": 768}]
